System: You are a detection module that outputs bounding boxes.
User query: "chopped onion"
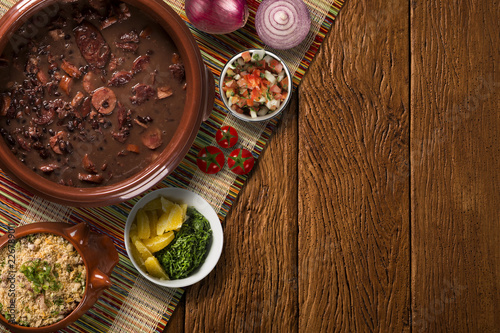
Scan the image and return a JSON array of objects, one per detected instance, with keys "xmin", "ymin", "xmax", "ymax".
[
  {"xmin": 185, "ymin": 0, "xmax": 249, "ymax": 35},
  {"xmin": 255, "ymin": 0, "xmax": 311, "ymax": 50},
  {"xmin": 264, "ymin": 70, "xmax": 277, "ymax": 84}
]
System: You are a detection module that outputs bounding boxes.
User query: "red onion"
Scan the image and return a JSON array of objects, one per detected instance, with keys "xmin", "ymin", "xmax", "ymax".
[
  {"xmin": 255, "ymin": 0, "xmax": 311, "ymax": 50},
  {"xmin": 185, "ymin": 0, "xmax": 249, "ymax": 35}
]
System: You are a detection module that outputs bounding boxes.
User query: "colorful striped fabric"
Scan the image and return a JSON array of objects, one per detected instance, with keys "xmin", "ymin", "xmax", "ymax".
[{"xmin": 0, "ymin": 0, "xmax": 344, "ymax": 331}]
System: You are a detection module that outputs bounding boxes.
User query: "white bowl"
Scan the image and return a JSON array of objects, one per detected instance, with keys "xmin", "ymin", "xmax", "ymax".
[
  {"xmin": 219, "ymin": 49, "xmax": 293, "ymax": 122},
  {"xmin": 124, "ymin": 188, "xmax": 223, "ymax": 288}
]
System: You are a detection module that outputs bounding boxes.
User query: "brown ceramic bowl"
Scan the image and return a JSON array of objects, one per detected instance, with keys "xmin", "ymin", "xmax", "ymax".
[
  {"xmin": 0, "ymin": 0, "xmax": 215, "ymax": 207},
  {"xmin": 0, "ymin": 222, "xmax": 118, "ymax": 332}
]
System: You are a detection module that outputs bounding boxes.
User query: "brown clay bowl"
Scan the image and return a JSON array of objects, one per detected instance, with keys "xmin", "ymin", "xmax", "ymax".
[
  {"xmin": 0, "ymin": 222, "xmax": 118, "ymax": 332},
  {"xmin": 0, "ymin": 0, "xmax": 215, "ymax": 207}
]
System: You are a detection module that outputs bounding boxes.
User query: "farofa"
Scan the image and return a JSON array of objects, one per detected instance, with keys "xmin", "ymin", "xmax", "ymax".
[{"xmin": 0, "ymin": 233, "xmax": 86, "ymax": 327}]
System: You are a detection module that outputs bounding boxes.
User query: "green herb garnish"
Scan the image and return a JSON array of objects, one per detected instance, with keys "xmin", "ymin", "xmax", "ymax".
[
  {"xmin": 19, "ymin": 259, "xmax": 61, "ymax": 294},
  {"xmin": 155, "ymin": 207, "xmax": 212, "ymax": 279}
]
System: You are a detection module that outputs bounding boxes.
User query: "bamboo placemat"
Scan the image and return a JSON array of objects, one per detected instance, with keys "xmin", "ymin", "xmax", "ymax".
[{"xmin": 0, "ymin": 0, "xmax": 344, "ymax": 331}]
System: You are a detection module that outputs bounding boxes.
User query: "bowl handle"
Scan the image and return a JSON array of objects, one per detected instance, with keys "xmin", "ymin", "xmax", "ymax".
[
  {"xmin": 89, "ymin": 267, "xmax": 113, "ymax": 292},
  {"xmin": 64, "ymin": 222, "xmax": 89, "ymax": 246},
  {"xmin": 63, "ymin": 222, "xmax": 119, "ymax": 279},
  {"xmin": 202, "ymin": 65, "xmax": 215, "ymax": 121}
]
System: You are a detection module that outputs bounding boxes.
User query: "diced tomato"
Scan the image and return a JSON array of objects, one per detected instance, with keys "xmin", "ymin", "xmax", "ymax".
[
  {"xmin": 225, "ymin": 88, "xmax": 235, "ymax": 98},
  {"xmin": 237, "ymin": 78, "xmax": 248, "ymax": 88},
  {"xmin": 241, "ymin": 51, "xmax": 251, "ymax": 63},
  {"xmin": 270, "ymin": 84, "xmax": 281, "ymax": 94},
  {"xmin": 255, "ymin": 59, "xmax": 266, "ymax": 68},
  {"xmin": 225, "ymin": 80, "xmax": 237, "ymax": 88},
  {"xmin": 246, "ymin": 99, "xmax": 253, "ymax": 107},
  {"xmin": 279, "ymin": 78, "xmax": 288, "ymax": 90},
  {"xmin": 230, "ymin": 96, "xmax": 240, "ymax": 105},
  {"xmin": 237, "ymin": 98, "xmax": 247, "ymax": 108},
  {"xmin": 246, "ymin": 73, "xmax": 261, "ymax": 89},
  {"xmin": 280, "ymin": 92, "xmax": 288, "ymax": 101},
  {"xmin": 274, "ymin": 93, "xmax": 282, "ymax": 100},
  {"xmin": 251, "ymin": 87, "xmax": 262, "ymax": 101},
  {"xmin": 269, "ymin": 59, "xmax": 283, "ymax": 73},
  {"xmin": 240, "ymin": 89, "xmax": 249, "ymax": 98},
  {"xmin": 231, "ymin": 105, "xmax": 244, "ymax": 114}
]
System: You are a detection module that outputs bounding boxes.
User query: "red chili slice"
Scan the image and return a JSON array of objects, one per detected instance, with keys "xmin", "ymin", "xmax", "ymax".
[{"xmin": 197, "ymin": 146, "xmax": 225, "ymax": 174}]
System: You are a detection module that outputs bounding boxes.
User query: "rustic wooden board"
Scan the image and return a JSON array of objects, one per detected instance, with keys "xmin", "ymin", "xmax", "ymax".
[
  {"xmin": 411, "ymin": 1, "xmax": 500, "ymax": 331},
  {"xmin": 165, "ymin": 94, "xmax": 299, "ymax": 332},
  {"xmin": 297, "ymin": 0, "xmax": 410, "ymax": 331}
]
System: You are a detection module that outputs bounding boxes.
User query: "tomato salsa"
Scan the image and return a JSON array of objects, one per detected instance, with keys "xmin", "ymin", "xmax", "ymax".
[{"xmin": 222, "ymin": 50, "xmax": 289, "ymax": 118}]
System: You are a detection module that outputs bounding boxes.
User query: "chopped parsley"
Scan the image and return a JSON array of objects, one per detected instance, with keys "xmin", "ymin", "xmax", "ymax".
[{"xmin": 19, "ymin": 259, "xmax": 61, "ymax": 294}]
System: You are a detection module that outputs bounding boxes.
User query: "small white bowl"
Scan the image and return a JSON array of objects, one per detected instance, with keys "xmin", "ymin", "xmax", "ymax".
[
  {"xmin": 219, "ymin": 49, "xmax": 292, "ymax": 122},
  {"xmin": 124, "ymin": 188, "xmax": 223, "ymax": 288}
]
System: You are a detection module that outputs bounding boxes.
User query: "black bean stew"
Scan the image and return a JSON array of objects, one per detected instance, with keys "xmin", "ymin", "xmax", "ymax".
[{"xmin": 0, "ymin": 0, "xmax": 186, "ymax": 187}]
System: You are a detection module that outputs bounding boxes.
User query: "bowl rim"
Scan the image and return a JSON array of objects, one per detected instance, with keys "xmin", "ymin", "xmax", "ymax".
[
  {"xmin": 0, "ymin": 0, "xmax": 211, "ymax": 207},
  {"xmin": 124, "ymin": 187, "xmax": 223, "ymax": 288},
  {"xmin": 219, "ymin": 48, "xmax": 293, "ymax": 122},
  {"xmin": 0, "ymin": 222, "xmax": 118, "ymax": 332}
]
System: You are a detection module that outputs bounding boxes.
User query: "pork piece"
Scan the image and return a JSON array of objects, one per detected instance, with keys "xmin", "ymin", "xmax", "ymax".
[
  {"xmin": 141, "ymin": 126, "xmax": 162, "ymax": 150},
  {"xmin": 119, "ymin": 30, "xmax": 139, "ymax": 43},
  {"xmin": 48, "ymin": 29, "xmax": 65, "ymax": 41},
  {"xmin": 74, "ymin": 21, "xmax": 111, "ymax": 69},
  {"xmin": 108, "ymin": 53, "xmax": 124, "ymax": 72},
  {"xmin": 88, "ymin": 0, "xmax": 107, "ymax": 14},
  {"xmin": 169, "ymin": 63, "xmax": 185, "ymax": 82},
  {"xmin": 59, "ymin": 75, "xmax": 73, "ymax": 96},
  {"xmin": 80, "ymin": 96, "xmax": 92, "ymax": 118},
  {"xmin": 33, "ymin": 108, "xmax": 55, "ymax": 125},
  {"xmin": 36, "ymin": 71, "xmax": 48, "ymax": 85},
  {"xmin": 117, "ymin": 3, "xmax": 131, "ymax": 20},
  {"xmin": 171, "ymin": 53, "xmax": 181, "ymax": 64},
  {"xmin": 130, "ymin": 84, "xmax": 154, "ymax": 105},
  {"xmin": 132, "ymin": 55, "xmax": 150, "ymax": 74},
  {"xmin": 25, "ymin": 56, "xmax": 39, "ymax": 75},
  {"xmin": 40, "ymin": 163, "xmax": 60, "ymax": 173},
  {"xmin": 100, "ymin": 16, "xmax": 118, "ymax": 30},
  {"xmin": 157, "ymin": 86, "xmax": 173, "ymax": 99},
  {"xmin": 49, "ymin": 131, "xmax": 68, "ymax": 154},
  {"xmin": 78, "ymin": 173, "xmax": 104, "ymax": 183},
  {"xmin": 92, "ymin": 87, "xmax": 116, "ymax": 114},
  {"xmin": 71, "ymin": 91, "xmax": 85, "ymax": 108},
  {"xmin": 108, "ymin": 70, "xmax": 133, "ymax": 86},
  {"xmin": 61, "ymin": 60, "xmax": 82, "ymax": 78},
  {"xmin": 0, "ymin": 95, "xmax": 11, "ymax": 116},
  {"xmin": 115, "ymin": 42, "xmax": 138, "ymax": 52},
  {"xmin": 111, "ymin": 128, "xmax": 130, "ymax": 143},
  {"xmin": 82, "ymin": 154, "xmax": 97, "ymax": 173},
  {"xmin": 116, "ymin": 102, "xmax": 130, "ymax": 128},
  {"xmin": 16, "ymin": 135, "xmax": 31, "ymax": 151},
  {"xmin": 139, "ymin": 26, "xmax": 152, "ymax": 39},
  {"xmin": 83, "ymin": 72, "xmax": 98, "ymax": 93}
]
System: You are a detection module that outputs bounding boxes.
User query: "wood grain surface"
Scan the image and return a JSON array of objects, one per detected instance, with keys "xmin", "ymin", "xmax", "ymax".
[
  {"xmin": 165, "ymin": 0, "xmax": 499, "ymax": 331},
  {"xmin": 411, "ymin": 1, "xmax": 500, "ymax": 332},
  {"xmin": 297, "ymin": 0, "xmax": 410, "ymax": 331}
]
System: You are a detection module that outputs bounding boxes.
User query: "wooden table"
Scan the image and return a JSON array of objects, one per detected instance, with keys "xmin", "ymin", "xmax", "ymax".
[{"xmin": 166, "ymin": 0, "xmax": 499, "ymax": 331}]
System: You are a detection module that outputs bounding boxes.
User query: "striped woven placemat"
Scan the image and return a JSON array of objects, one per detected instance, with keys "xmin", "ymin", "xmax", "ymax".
[{"xmin": 0, "ymin": 0, "xmax": 344, "ymax": 331}]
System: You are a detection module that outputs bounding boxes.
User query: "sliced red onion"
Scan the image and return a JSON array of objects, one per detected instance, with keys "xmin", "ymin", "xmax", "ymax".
[
  {"xmin": 185, "ymin": 0, "xmax": 249, "ymax": 35},
  {"xmin": 255, "ymin": 0, "xmax": 311, "ymax": 50}
]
